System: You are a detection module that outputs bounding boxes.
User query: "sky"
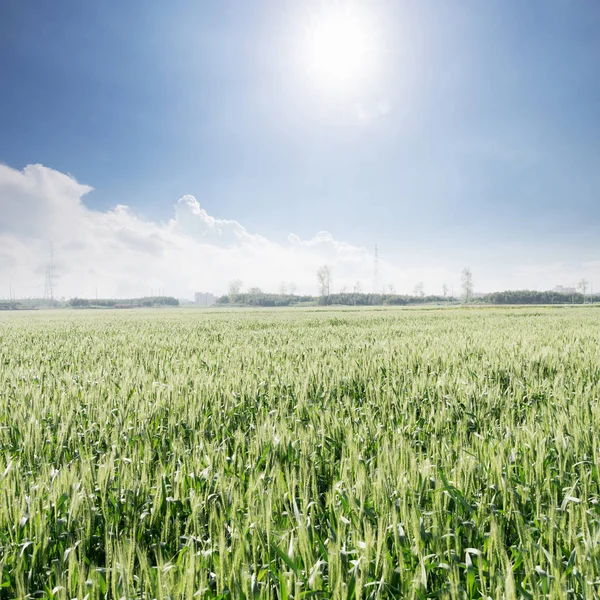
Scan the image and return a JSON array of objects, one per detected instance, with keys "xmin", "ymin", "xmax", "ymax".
[{"xmin": 1, "ymin": 0, "xmax": 599, "ymax": 299}]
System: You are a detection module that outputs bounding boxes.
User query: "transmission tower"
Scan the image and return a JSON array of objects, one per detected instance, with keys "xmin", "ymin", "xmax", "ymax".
[
  {"xmin": 373, "ymin": 244, "xmax": 379, "ymax": 294},
  {"xmin": 44, "ymin": 243, "xmax": 56, "ymax": 301}
]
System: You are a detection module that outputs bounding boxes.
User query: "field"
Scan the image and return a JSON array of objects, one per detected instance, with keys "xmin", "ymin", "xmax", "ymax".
[{"xmin": 1, "ymin": 306, "xmax": 600, "ymax": 599}]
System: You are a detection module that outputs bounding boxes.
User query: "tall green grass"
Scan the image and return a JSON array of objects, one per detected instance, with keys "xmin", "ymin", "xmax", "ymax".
[{"xmin": 1, "ymin": 306, "xmax": 599, "ymax": 598}]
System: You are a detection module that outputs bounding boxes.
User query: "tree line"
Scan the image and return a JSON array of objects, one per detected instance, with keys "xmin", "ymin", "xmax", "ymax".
[
  {"xmin": 69, "ymin": 296, "xmax": 179, "ymax": 308},
  {"xmin": 217, "ymin": 289, "xmax": 598, "ymax": 307},
  {"xmin": 218, "ymin": 267, "xmax": 598, "ymax": 307},
  {"xmin": 0, "ymin": 296, "xmax": 180, "ymax": 310},
  {"xmin": 485, "ymin": 290, "xmax": 597, "ymax": 305},
  {"xmin": 216, "ymin": 291, "xmax": 457, "ymax": 307}
]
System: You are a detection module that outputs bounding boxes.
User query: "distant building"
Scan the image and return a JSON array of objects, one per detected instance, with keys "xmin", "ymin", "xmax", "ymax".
[{"xmin": 194, "ymin": 292, "xmax": 216, "ymax": 307}]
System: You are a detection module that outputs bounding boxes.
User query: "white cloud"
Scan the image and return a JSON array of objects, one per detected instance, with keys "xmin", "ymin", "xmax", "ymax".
[
  {"xmin": 170, "ymin": 195, "xmax": 265, "ymax": 247},
  {"xmin": 0, "ymin": 163, "xmax": 426, "ymax": 299},
  {"xmin": 3, "ymin": 164, "xmax": 596, "ymax": 300}
]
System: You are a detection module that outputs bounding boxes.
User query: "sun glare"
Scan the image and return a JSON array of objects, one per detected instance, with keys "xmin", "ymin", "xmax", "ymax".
[{"xmin": 303, "ymin": 8, "xmax": 376, "ymax": 92}]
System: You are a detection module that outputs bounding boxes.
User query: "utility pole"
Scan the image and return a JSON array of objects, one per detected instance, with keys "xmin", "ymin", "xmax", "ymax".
[
  {"xmin": 44, "ymin": 242, "xmax": 56, "ymax": 302},
  {"xmin": 373, "ymin": 244, "xmax": 379, "ymax": 294}
]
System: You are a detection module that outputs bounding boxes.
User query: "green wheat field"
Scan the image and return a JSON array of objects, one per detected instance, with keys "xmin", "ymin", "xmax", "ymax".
[{"xmin": 1, "ymin": 306, "xmax": 600, "ymax": 599}]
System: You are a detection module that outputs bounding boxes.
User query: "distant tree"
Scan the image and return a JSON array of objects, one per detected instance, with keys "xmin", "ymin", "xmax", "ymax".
[
  {"xmin": 578, "ymin": 279, "xmax": 589, "ymax": 300},
  {"xmin": 487, "ymin": 289, "xmax": 584, "ymax": 305},
  {"xmin": 288, "ymin": 282, "xmax": 297, "ymax": 296},
  {"xmin": 69, "ymin": 297, "xmax": 89, "ymax": 307},
  {"xmin": 387, "ymin": 283, "xmax": 396, "ymax": 294},
  {"xmin": 461, "ymin": 268, "xmax": 474, "ymax": 303},
  {"xmin": 248, "ymin": 287, "xmax": 262, "ymax": 296},
  {"xmin": 279, "ymin": 281, "xmax": 288, "ymax": 296},
  {"xmin": 228, "ymin": 279, "xmax": 243, "ymax": 301},
  {"xmin": 442, "ymin": 283, "xmax": 449, "ymax": 298},
  {"xmin": 413, "ymin": 282, "xmax": 425, "ymax": 298},
  {"xmin": 316, "ymin": 265, "xmax": 332, "ymax": 297},
  {"xmin": 353, "ymin": 281, "xmax": 362, "ymax": 294}
]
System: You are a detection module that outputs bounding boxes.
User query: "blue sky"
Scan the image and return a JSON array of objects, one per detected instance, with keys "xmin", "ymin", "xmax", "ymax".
[{"xmin": 1, "ymin": 0, "xmax": 599, "ymax": 296}]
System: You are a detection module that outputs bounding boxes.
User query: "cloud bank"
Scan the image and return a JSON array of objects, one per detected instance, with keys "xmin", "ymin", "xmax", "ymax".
[
  {"xmin": 0, "ymin": 163, "xmax": 425, "ymax": 299},
  {"xmin": 2, "ymin": 164, "xmax": 598, "ymax": 300}
]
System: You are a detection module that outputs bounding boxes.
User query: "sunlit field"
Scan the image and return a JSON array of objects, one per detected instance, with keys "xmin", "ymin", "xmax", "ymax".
[{"xmin": 1, "ymin": 306, "xmax": 600, "ymax": 599}]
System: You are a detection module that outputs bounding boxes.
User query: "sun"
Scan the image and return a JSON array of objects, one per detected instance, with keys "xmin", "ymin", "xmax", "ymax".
[{"xmin": 302, "ymin": 7, "xmax": 376, "ymax": 92}]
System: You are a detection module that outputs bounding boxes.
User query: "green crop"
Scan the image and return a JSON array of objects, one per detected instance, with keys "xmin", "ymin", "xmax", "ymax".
[{"xmin": 1, "ymin": 306, "xmax": 599, "ymax": 599}]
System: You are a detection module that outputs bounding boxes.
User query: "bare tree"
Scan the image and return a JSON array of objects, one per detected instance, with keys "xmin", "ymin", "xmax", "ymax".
[
  {"xmin": 316, "ymin": 265, "xmax": 332, "ymax": 297},
  {"xmin": 461, "ymin": 268, "xmax": 474, "ymax": 303},
  {"xmin": 578, "ymin": 279, "xmax": 589, "ymax": 302},
  {"xmin": 387, "ymin": 283, "xmax": 396, "ymax": 294},
  {"xmin": 228, "ymin": 279, "xmax": 243, "ymax": 300},
  {"xmin": 279, "ymin": 281, "xmax": 288, "ymax": 296},
  {"xmin": 353, "ymin": 281, "xmax": 362, "ymax": 294},
  {"xmin": 413, "ymin": 282, "xmax": 424, "ymax": 297},
  {"xmin": 442, "ymin": 283, "xmax": 449, "ymax": 298},
  {"xmin": 288, "ymin": 282, "xmax": 297, "ymax": 296}
]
